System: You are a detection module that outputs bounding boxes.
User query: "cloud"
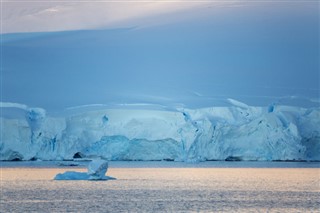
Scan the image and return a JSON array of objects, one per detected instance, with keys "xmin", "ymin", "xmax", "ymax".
[{"xmin": 2, "ymin": 1, "xmax": 215, "ymax": 33}]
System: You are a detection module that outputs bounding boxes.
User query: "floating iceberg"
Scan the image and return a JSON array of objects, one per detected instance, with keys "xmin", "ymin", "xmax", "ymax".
[
  {"xmin": 1, "ymin": 102, "xmax": 319, "ymax": 162},
  {"xmin": 87, "ymin": 159, "xmax": 109, "ymax": 180},
  {"xmin": 54, "ymin": 159, "xmax": 114, "ymax": 180},
  {"xmin": 54, "ymin": 171, "xmax": 90, "ymax": 180}
]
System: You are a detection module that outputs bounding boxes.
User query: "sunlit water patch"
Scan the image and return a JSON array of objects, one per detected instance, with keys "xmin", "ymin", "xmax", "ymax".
[{"xmin": 1, "ymin": 162, "xmax": 319, "ymax": 212}]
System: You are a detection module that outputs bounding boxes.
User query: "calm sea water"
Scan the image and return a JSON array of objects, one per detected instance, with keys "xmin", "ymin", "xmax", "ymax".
[{"xmin": 1, "ymin": 161, "xmax": 319, "ymax": 212}]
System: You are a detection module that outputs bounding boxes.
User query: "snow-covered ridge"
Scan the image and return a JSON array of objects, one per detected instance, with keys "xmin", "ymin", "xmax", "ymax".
[{"xmin": 1, "ymin": 103, "xmax": 319, "ymax": 162}]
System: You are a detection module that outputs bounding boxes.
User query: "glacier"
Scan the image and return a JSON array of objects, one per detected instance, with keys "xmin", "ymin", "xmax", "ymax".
[{"xmin": 1, "ymin": 102, "xmax": 319, "ymax": 162}]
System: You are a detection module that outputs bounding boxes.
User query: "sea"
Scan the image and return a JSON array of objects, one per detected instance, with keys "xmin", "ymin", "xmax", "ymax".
[{"xmin": 1, "ymin": 161, "xmax": 319, "ymax": 212}]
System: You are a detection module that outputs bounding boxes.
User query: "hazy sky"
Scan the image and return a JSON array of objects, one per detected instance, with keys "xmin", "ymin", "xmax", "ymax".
[
  {"xmin": 2, "ymin": 1, "xmax": 215, "ymax": 33},
  {"xmin": 1, "ymin": 1, "xmax": 319, "ymax": 111}
]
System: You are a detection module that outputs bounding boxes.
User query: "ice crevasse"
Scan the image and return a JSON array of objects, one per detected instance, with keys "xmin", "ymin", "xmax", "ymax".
[{"xmin": 1, "ymin": 103, "xmax": 319, "ymax": 162}]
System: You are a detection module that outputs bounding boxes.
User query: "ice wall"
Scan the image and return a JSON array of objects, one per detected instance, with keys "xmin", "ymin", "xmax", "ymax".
[{"xmin": 1, "ymin": 104, "xmax": 319, "ymax": 161}]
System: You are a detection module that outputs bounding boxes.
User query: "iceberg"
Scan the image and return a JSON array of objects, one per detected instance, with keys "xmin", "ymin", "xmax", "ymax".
[
  {"xmin": 87, "ymin": 159, "xmax": 109, "ymax": 180},
  {"xmin": 1, "ymin": 102, "xmax": 319, "ymax": 162},
  {"xmin": 54, "ymin": 159, "xmax": 114, "ymax": 180},
  {"xmin": 54, "ymin": 171, "xmax": 90, "ymax": 181}
]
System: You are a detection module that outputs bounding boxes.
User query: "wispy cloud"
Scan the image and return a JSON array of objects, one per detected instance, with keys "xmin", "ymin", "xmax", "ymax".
[{"xmin": 2, "ymin": 1, "xmax": 228, "ymax": 33}]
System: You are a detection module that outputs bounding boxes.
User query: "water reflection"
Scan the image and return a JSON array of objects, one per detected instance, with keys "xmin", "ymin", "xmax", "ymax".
[{"xmin": 1, "ymin": 165, "xmax": 319, "ymax": 212}]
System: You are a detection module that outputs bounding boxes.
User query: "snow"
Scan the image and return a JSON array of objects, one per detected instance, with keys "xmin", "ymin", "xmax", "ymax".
[
  {"xmin": 1, "ymin": 102, "xmax": 319, "ymax": 162},
  {"xmin": 0, "ymin": 102, "xmax": 28, "ymax": 110},
  {"xmin": 54, "ymin": 159, "xmax": 114, "ymax": 180}
]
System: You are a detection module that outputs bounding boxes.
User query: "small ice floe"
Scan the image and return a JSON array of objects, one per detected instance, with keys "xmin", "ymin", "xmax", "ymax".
[
  {"xmin": 54, "ymin": 159, "xmax": 115, "ymax": 181},
  {"xmin": 73, "ymin": 158, "xmax": 93, "ymax": 162},
  {"xmin": 57, "ymin": 162, "xmax": 80, "ymax": 167}
]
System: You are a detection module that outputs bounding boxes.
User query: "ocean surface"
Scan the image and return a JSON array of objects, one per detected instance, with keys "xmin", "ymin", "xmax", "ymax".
[{"xmin": 1, "ymin": 161, "xmax": 319, "ymax": 212}]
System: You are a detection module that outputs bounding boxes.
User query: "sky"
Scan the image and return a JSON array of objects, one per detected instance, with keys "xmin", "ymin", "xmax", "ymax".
[{"xmin": 1, "ymin": 1, "xmax": 319, "ymax": 111}]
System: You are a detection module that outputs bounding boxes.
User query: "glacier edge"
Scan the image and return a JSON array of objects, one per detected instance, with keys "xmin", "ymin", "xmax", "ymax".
[{"xmin": 1, "ymin": 104, "xmax": 319, "ymax": 162}]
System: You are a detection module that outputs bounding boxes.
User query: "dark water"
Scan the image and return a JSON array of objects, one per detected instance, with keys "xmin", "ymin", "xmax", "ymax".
[{"xmin": 1, "ymin": 162, "xmax": 319, "ymax": 212}]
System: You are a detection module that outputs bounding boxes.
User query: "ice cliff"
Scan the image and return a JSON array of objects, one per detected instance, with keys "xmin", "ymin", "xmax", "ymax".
[{"xmin": 1, "ymin": 103, "xmax": 319, "ymax": 162}]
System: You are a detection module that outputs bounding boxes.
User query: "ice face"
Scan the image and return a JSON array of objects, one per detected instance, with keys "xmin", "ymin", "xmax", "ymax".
[
  {"xmin": 87, "ymin": 159, "xmax": 108, "ymax": 180},
  {"xmin": 1, "ymin": 103, "xmax": 319, "ymax": 162}
]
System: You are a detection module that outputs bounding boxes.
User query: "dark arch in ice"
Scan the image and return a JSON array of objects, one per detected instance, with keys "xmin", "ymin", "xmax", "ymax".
[{"xmin": 73, "ymin": 152, "xmax": 85, "ymax": 159}]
